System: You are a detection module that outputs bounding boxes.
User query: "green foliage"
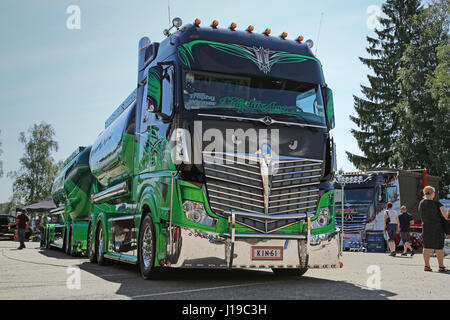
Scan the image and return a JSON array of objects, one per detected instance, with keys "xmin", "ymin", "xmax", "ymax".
[
  {"xmin": 348, "ymin": 0, "xmax": 422, "ymax": 169},
  {"xmin": 395, "ymin": 0, "xmax": 449, "ymax": 197},
  {"xmin": 8, "ymin": 122, "xmax": 59, "ymax": 205},
  {"xmin": 349, "ymin": 0, "xmax": 449, "ymax": 198}
]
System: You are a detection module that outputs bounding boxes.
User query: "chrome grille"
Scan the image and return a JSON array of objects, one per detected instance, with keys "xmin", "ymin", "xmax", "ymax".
[
  {"xmin": 335, "ymin": 204, "xmax": 369, "ymax": 233},
  {"xmin": 203, "ymin": 151, "xmax": 322, "ymax": 233}
]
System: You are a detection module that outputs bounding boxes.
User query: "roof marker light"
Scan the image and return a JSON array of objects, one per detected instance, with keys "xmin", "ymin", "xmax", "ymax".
[
  {"xmin": 194, "ymin": 18, "xmax": 201, "ymax": 27},
  {"xmin": 229, "ymin": 22, "xmax": 237, "ymax": 32},
  {"xmin": 263, "ymin": 28, "xmax": 271, "ymax": 37},
  {"xmin": 211, "ymin": 20, "xmax": 219, "ymax": 29},
  {"xmin": 280, "ymin": 32, "xmax": 288, "ymax": 40},
  {"xmin": 246, "ymin": 25, "xmax": 254, "ymax": 33},
  {"xmin": 296, "ymin": 35, "xmax": 304, "ymax": 44}
]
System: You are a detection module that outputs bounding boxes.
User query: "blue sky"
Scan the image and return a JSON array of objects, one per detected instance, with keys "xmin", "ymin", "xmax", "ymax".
[{"xmin": 0, "ymin": 0, "xmax": 388, "ymax": 203}]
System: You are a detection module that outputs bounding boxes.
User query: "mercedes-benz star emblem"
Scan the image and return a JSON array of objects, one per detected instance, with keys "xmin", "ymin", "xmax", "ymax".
[{"xmin": 262, "ymin": 116, "xmax": 273, "ymax": 126}]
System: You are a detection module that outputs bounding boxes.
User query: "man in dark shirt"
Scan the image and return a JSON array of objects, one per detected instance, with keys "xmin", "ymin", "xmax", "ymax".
[
  {"xmin": 9, "ymin": 211, "xmax": 30, "ymax": 249},
  {"xmin": 398, "ymin": 205, "xmax": 414, "ymax": 256}
]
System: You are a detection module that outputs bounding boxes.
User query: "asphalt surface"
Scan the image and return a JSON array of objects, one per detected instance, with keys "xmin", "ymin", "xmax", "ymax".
[{"xmin": 1, "ymin": 238, "xmax": 449, "ymax": 300}]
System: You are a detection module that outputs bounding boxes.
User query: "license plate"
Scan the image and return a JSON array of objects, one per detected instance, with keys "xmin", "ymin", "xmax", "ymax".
[{"xmin": 251, "ymin": 246, "xmax": 283, "ymax": 260}]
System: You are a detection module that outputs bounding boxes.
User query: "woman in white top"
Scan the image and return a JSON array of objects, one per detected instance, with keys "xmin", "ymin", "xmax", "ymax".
[{"xmin": 384, "ymin": 202, "xmax": 400, "ymax": 256}]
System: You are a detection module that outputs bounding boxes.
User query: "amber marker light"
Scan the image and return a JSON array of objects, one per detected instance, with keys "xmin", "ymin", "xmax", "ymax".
[
  {"xmin": 246, "ymin": 25, "xmax": 254, "ymax": 33},
  {"xmin": 296, "ymin": 35, "xmax": 304, "ymax": 44},
  {"xmin": 280, "ymin": 32, "xmax": 288, "ymax": 40},
  {"xmin": 194, "ymin": 18, "xmax": 201, "ymax": 27},
  {"xmin": 263, "ymin": 28, "xmax": 271, "ymax": 37},
  {"xmin": 211, "ymin": 20, "xmax": 219, "ymax": 29},
  {"xmin": 229, "ymin": 22, "xmax": 237, "ymax": 32}
]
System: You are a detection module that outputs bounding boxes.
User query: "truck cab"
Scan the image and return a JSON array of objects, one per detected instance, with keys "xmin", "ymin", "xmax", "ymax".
[
  {"xmin": 50, "ymin": 18, "xmax": 342, "ymax": 278},
  {"xmin": 335, "ymin": 169, "xmax": 440, "ymax": 250}
]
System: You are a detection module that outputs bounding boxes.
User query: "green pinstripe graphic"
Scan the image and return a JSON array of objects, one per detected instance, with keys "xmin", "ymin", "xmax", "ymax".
[{"xmin": 177, "ymin": 40, "xmax": 321, "ymax": 73}]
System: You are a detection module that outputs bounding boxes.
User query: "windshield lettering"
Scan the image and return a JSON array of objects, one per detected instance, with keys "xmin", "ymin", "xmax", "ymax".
[{"xmin": 183, "ymin": 70, "xmax": 326, "ymax": 125}]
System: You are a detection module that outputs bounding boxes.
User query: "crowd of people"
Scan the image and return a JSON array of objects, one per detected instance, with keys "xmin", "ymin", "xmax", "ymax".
[{"xmin": 384, "ymin": 185, "xmax": 450, "ymax": 272}]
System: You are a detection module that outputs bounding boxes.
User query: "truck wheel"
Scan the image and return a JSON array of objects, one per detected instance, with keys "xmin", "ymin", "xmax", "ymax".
[
  {"xmin": 45, "ymin": 230, "xmax": 50, "ymax": 249},
  {"xmin": 87, "ymin": 223, "xmax": 97, "ymax": 263},
  {"xmin": 67, "ymin": 226, "xmax": 73, "ymax": 256},
  {"xmin": 96, "ymin": 224, "xmax": 112, "ymax": 266},
  {"xmin": 138, "ymin": 215, "xmax": 162, "ymax": 280},
  {"xmin": 63, "ymin": 228, "xmax": 68, "ymax": 254},
  {"xmin": 271, "ymin": 268, "xmax": 308, "ymax": 277}
]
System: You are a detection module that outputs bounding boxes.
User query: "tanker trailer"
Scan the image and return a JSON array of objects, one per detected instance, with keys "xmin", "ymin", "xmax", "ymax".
[
  {"xmin": 45, "ymin": 146, "xmax": 95, "ymax": 255},
  {"xmin": 85, "ymin": 93, "xmax": 138, "ymax": 265}
]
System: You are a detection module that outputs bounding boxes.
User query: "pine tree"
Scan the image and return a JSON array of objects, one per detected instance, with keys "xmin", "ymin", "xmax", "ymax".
[
  {"xmin": 347, "ymin": 0, "xmax": 422, "ymax": 169},
  {"xmin": 396, "ymin": 0, "xmax": 449, "ymax": 197}
]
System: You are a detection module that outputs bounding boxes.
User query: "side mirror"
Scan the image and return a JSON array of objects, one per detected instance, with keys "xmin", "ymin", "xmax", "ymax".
[
  {"xmin": 146, "ymin": 66, "xmax": 163, "ymax": 113},
  {"xmin": 326, "ymin": 88, "xmax": 335, "ymax": 129}
]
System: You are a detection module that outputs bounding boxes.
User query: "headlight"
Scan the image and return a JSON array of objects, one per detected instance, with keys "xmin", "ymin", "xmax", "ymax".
[
  {"xmin": 183, "ymin": 201, "xmax": 216, "ymax": 227},
  {"xmin": 311, "ymin": 207, "xmax": 331, "ymax": 229}
]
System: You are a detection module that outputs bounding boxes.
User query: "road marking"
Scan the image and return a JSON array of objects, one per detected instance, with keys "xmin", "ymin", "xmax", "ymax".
[{"xmin": 130, "ymin": 282, "xmax": 268, "ymax": 299}]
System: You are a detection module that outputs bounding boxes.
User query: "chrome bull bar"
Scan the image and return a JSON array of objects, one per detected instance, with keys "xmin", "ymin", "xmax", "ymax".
[
  {"xmin": 164, "ymin": 210, "xmax": 342, "ymax": 270},
  {"xmin": 224, "ymin": 210, "xmax": 313, "ymax": 269}
]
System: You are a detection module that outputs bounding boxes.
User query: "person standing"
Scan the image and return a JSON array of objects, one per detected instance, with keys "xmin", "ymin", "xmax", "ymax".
[
  {"xmin": 398, "ymin": 205, "xmax": 414, "ymax": 256},
  {"xmin": 418, "ymin": 186, "xmax": 449, "ymax": 272},
  {"xmin": 384, "ymin": 202, "xmax": 400, "ymax": 256},
  {"xmin": 8, "ymin": 211, "xmax": 30, "ymax": 250},
  {"xmin": 39, "ymin": 213, "xmax": 49, "ymax": 248}
]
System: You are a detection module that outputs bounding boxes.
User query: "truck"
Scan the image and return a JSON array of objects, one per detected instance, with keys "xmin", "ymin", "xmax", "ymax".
[
  {"xmin": 334, "ymin": 169, "xmax": 441, "ymax": 251},
  {"xmin": 44, "ymin": 146, "xmax": 94, "ymax": 254},
  {"xmin": 45, "ymin": 17, "xmax": 341, "ymax": 278}
]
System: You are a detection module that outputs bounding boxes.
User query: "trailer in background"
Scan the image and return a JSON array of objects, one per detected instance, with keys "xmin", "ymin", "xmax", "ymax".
[{"xmin": 335, "ymin": 168, "xmax": 440, "ymax": 251}]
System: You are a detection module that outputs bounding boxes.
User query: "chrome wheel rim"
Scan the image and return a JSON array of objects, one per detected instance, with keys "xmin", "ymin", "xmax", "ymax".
[
  {"xmin": 88, "ymin": 226, "xmax": 93, "ymax": 257},
  {"xmin": 142, "ymin": 225, "xmax": 153, "ymax": 270}
]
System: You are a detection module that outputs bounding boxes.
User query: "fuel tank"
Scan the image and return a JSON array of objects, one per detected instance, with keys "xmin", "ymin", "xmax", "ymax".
[
  {"xmin": 89, "ymin": 104, "xmax": 136, "ymax": 187},
  {"xmin": 52, "ymin": 146, "xmax": 94, "ymax": 220}
]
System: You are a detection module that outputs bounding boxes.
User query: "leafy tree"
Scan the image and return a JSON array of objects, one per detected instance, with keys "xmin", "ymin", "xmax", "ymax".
[
  {"xmin": 347, "ymin": 0, "xmax": 422, "ymax": 168},
  {"xmin": 8, "ymin": 122, "xmax": 59, "ymax": 204},
  {"xmin": 395, "ymin": 0, "xmax": 449, "ymax": 197}
]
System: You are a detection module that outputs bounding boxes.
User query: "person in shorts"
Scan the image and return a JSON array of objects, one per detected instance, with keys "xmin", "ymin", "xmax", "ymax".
[
  {"xmin": 384, "ymin": 202, "xmax": 400, "ymax": 256},
  {"xmin": 398, "ymin": 205, "xmax": 414, "ymax": 256}
]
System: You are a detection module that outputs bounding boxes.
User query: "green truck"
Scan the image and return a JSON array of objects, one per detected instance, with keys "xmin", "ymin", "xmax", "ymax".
[{"xmin": 44, "ymin": 18, "xmax": 341, "ymax": 279}]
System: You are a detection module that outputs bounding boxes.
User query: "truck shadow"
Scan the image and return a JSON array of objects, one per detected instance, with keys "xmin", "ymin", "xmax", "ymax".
[
  {"xmin": 38, "ymin": 247, "xmax": 83, "ymax": 260},
  {"xmin": 77, "ymin": 260, "xmax": 397, "ymax": 300}
]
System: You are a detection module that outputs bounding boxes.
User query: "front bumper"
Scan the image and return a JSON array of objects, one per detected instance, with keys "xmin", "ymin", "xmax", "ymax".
[{"xmin": 164, "ymin": 226, "xmax": 341, "ymax": 269}]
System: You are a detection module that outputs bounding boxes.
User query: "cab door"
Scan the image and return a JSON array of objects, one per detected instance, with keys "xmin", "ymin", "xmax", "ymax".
[{"xmin": 135, "ymin": 63, "xmax": 177, "ymax": 222}]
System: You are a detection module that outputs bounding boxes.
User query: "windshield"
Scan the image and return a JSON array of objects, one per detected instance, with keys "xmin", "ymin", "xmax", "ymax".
[
  {"xmin": 183, "ymin": 70, "xmax": 326, "ymax": 125},
  {"xmin": 335, "ymin": 188, "xmax": 374, "ymax": 203}
]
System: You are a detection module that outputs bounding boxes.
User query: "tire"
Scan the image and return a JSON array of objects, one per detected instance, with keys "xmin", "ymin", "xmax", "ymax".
[
  {"xmin": 67, "ymin": 226, "xmax": 73, "ymax": 256},
  {"xmin": 87, "ymin": 222, "xmax": 97, "ymax": 263},
  {"xmin": 45, "ymin": 230, "xmax": 51, "ymax": 249},
  {"xmin": 63, "ymin": 228, "xmax": 68, "ymax": 254},
  {"xmin": 96, "ymin": 223, "xmax": 111, "ymax": 266},
  {"xmin": 271, "ymin": 268, "xmax": 308, "ymax": 277},
  {"xmin": 138, "ymin": 215, "xmax": 163, "ymax": 280}
]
